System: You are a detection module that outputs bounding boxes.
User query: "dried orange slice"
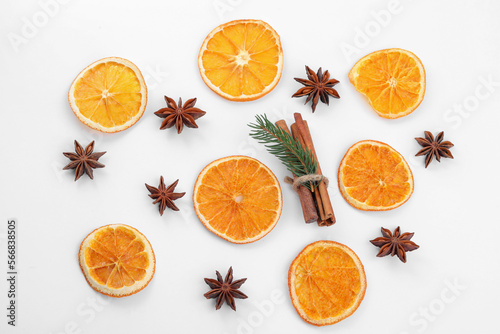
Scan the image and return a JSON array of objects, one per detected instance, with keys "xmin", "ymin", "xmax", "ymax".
[
  {"xmin": 78, "ymin": 224, "xmax": 155, "ymax": 297},
  {"xmin": 289, "ymin": 241, "xmax": 367, "ymax": 326},
  {"xmin": 69, "ymin": 57, "xmax": 147, "ymax": 132},
  {"xmin": 198, "ymin": 19, "xmax": 283, "ymax": 101},
  {"xmin": 193, "ymin": 156, "xmax": 282, "ymax": 243},
  {"xmin": 349, "ymin": 48, "xmax": 425, "ymax": 119},
  {"xmin": 338, "ymin": 140, "xmax": 414, "ymax": 211}
]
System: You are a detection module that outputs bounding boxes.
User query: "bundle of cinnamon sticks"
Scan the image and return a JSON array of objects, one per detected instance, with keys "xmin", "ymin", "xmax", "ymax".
[{"xmin": 276, "ymin": 113, "xmax": 335, "ymax": 226}]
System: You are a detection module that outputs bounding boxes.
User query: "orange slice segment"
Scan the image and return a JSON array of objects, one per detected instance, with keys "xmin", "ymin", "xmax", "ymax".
[
  {"xmin": 198, "ymin": 19, "xmax": 283, "ymax": 101},
  {"xmin": 79, "ymin": 224, "xmax": 155, "ymax": 297},
  {"xmin": 349, "ymin": 48, "xmax": 425, "ymax": 119},
  {"xmin": 193, "ymin": 156, "xmax": 282, "ymax": 243},
  {"xmin": 69, "ymin": 57, "xmax": 147, "ymax": 132},
  {"xmin": 288, "ymin": 241, "xmax": 367, "ymax": 326},
  {"xmin": 338, "ymin": 140, "xmax": 414, "ymax": 211}
]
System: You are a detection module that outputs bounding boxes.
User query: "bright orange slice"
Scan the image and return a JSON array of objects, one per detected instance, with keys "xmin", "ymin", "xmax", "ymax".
[
  {"xmin": 349, "ymin": 48, "xmax": 425, "ymax": 119},
  {"xmin": 193, "ymin": 156, "xmax": 282, "ymax": 243},
  {"xmin": 69, "ymin": 57, "xmax": 147, "ymax": 132},
  {"xmin": 338, "ymin": 140, "xmax": 414, "ymax": 211},
  {"xmin": 79, "ymin": 224, "xmax": 155, "ymax": 297},
  {"xmin": 198, "ymin": 19, "xmax": 283, "ymax": 101},
  {"xmin": 289, "ymin": 241, "xmax": 367, "ymax": 326}
]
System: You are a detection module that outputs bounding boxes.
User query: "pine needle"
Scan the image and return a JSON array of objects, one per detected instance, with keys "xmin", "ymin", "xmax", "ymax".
[{"xmin": 248, "ymin": 114, "xmax": 319, "ymax": 190}]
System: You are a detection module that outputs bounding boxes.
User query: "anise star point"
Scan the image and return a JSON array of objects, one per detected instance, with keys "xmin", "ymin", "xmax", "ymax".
[
  {"xmin": 415, "ymin": 131, "xmax": 454, "ymax": 168},
  {"xmin": 204, "ymin": 266, "xmax": 248, "ymax": 311},
  {"xmin": 63, "ymin": 140, "xmax": 106, "ymax": 181},
  {"xmin": 154, "ymin": 96, "xmax": 206, "ymax": 134},
  {"xmin": 370, "ymin": 226, "xmax": 419, "ymax": 263},
  {"xmin": 145, "ymin": 176, "xmax": 186, "ymax": 216},
  {"xmin": 292, "ymin": 65, "xmax": 340, "ymax": 113}
]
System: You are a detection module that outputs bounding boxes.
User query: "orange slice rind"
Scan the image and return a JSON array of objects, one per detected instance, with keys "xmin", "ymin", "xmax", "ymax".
[
  {"xmin": 78, "ymin": 224, "xmax": 155, "ymax": 297},
  {"xmin": 288, "ymin": 240, "xmax": 367, "ymax": 326},
  {"xmin": 193, "ymin": 156, "xmax": 282, "ymax": 243},
  {"xmin": 349, "ymin": 48, "xmax": 425, "ymax": 119},
  {"xmin": 69, "ymin": 57, "xmax": 147, "ymax": 132},
  {"xmin": 198, "ymin": 19, "xmax": 283, "ymax": 101},
  {"xmin": 338, "ymin": 140, "xmax": 414, "ymax": 211}
]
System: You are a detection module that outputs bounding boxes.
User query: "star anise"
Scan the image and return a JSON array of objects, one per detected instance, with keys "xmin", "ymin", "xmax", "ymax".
[
  {"xmin": 415, "ymin": 131, "xmax": 454, "ymax": 168},
  {"xmin": 292, "ymin": 66, "xmax": 340, "ymax": 113},
  {"xmin": 154, "ymin": 96, "xmax": 206, "ymax": 134},
  {"xmin": 204, "ymin": 267, "xmax": 248, "ymax": 311},
  {"xmin": 145, "ymin": 177, "xmax": 185, "ymax": 216},
  {"xmin": 370, "ymin": 226, "xmax": 419, "ymax": 263},
  {"xmin": 63, "ymin": 140, "xmax": 106, "ymax": 181}
]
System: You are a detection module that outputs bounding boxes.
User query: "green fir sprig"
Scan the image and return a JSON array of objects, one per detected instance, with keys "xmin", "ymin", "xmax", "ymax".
[{"xmin": 248, "ymin": 114, "xmax": 319, "ymax": 190}]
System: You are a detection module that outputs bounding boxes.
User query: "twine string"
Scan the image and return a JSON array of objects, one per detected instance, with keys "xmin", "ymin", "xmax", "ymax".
[{"xmin": 284, "ymin": 174, "xmax": 329, "ymax": 191}]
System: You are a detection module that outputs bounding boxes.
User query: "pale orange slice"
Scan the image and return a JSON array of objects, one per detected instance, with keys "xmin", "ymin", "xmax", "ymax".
[
  {"xmin": 198, "ymin": 19, "xmax": 283, "ymax": 101},
  {"xmin": 193, "ymin": 156, "xmax": 282, "ymax": 243},
  {"xmin": 289, "ymin": 240, "xmax": 367, "ymax": 326},
  {"xmin": 338, "ymin": 140, "xmax": 414, "ymax": 211},
  {"xmin": 79, "ymin": 224, "xmax": 155, "ymax": 297},
  {"xmin": 69, "ymin": 57, "xmax": 147, "ymax": 132},
  {"xmin": 349, "ymin": 48, "xmax": 425, "ymax": 119}
]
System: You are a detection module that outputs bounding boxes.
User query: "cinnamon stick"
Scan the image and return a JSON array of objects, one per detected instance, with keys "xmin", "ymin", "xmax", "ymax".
[
  {"xmin": 290, "ymin": 124, "xmax": 326, "ymax": 222},
  {"xmin": 293, "ymin": 113, "xmax": 336, "ymax": 226},
  {"xmin": 304, "ymin": 120, "xmax": 335, "ymax": 226},
  {"xmin": 275, "ymin": 120, "xmax": 318, "ymax": 224}
]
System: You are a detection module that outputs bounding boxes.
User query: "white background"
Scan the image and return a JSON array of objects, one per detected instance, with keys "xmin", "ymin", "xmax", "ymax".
[{"xmin": 1, "ymin": 0, "xmax": 500, "ymax": 333}]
